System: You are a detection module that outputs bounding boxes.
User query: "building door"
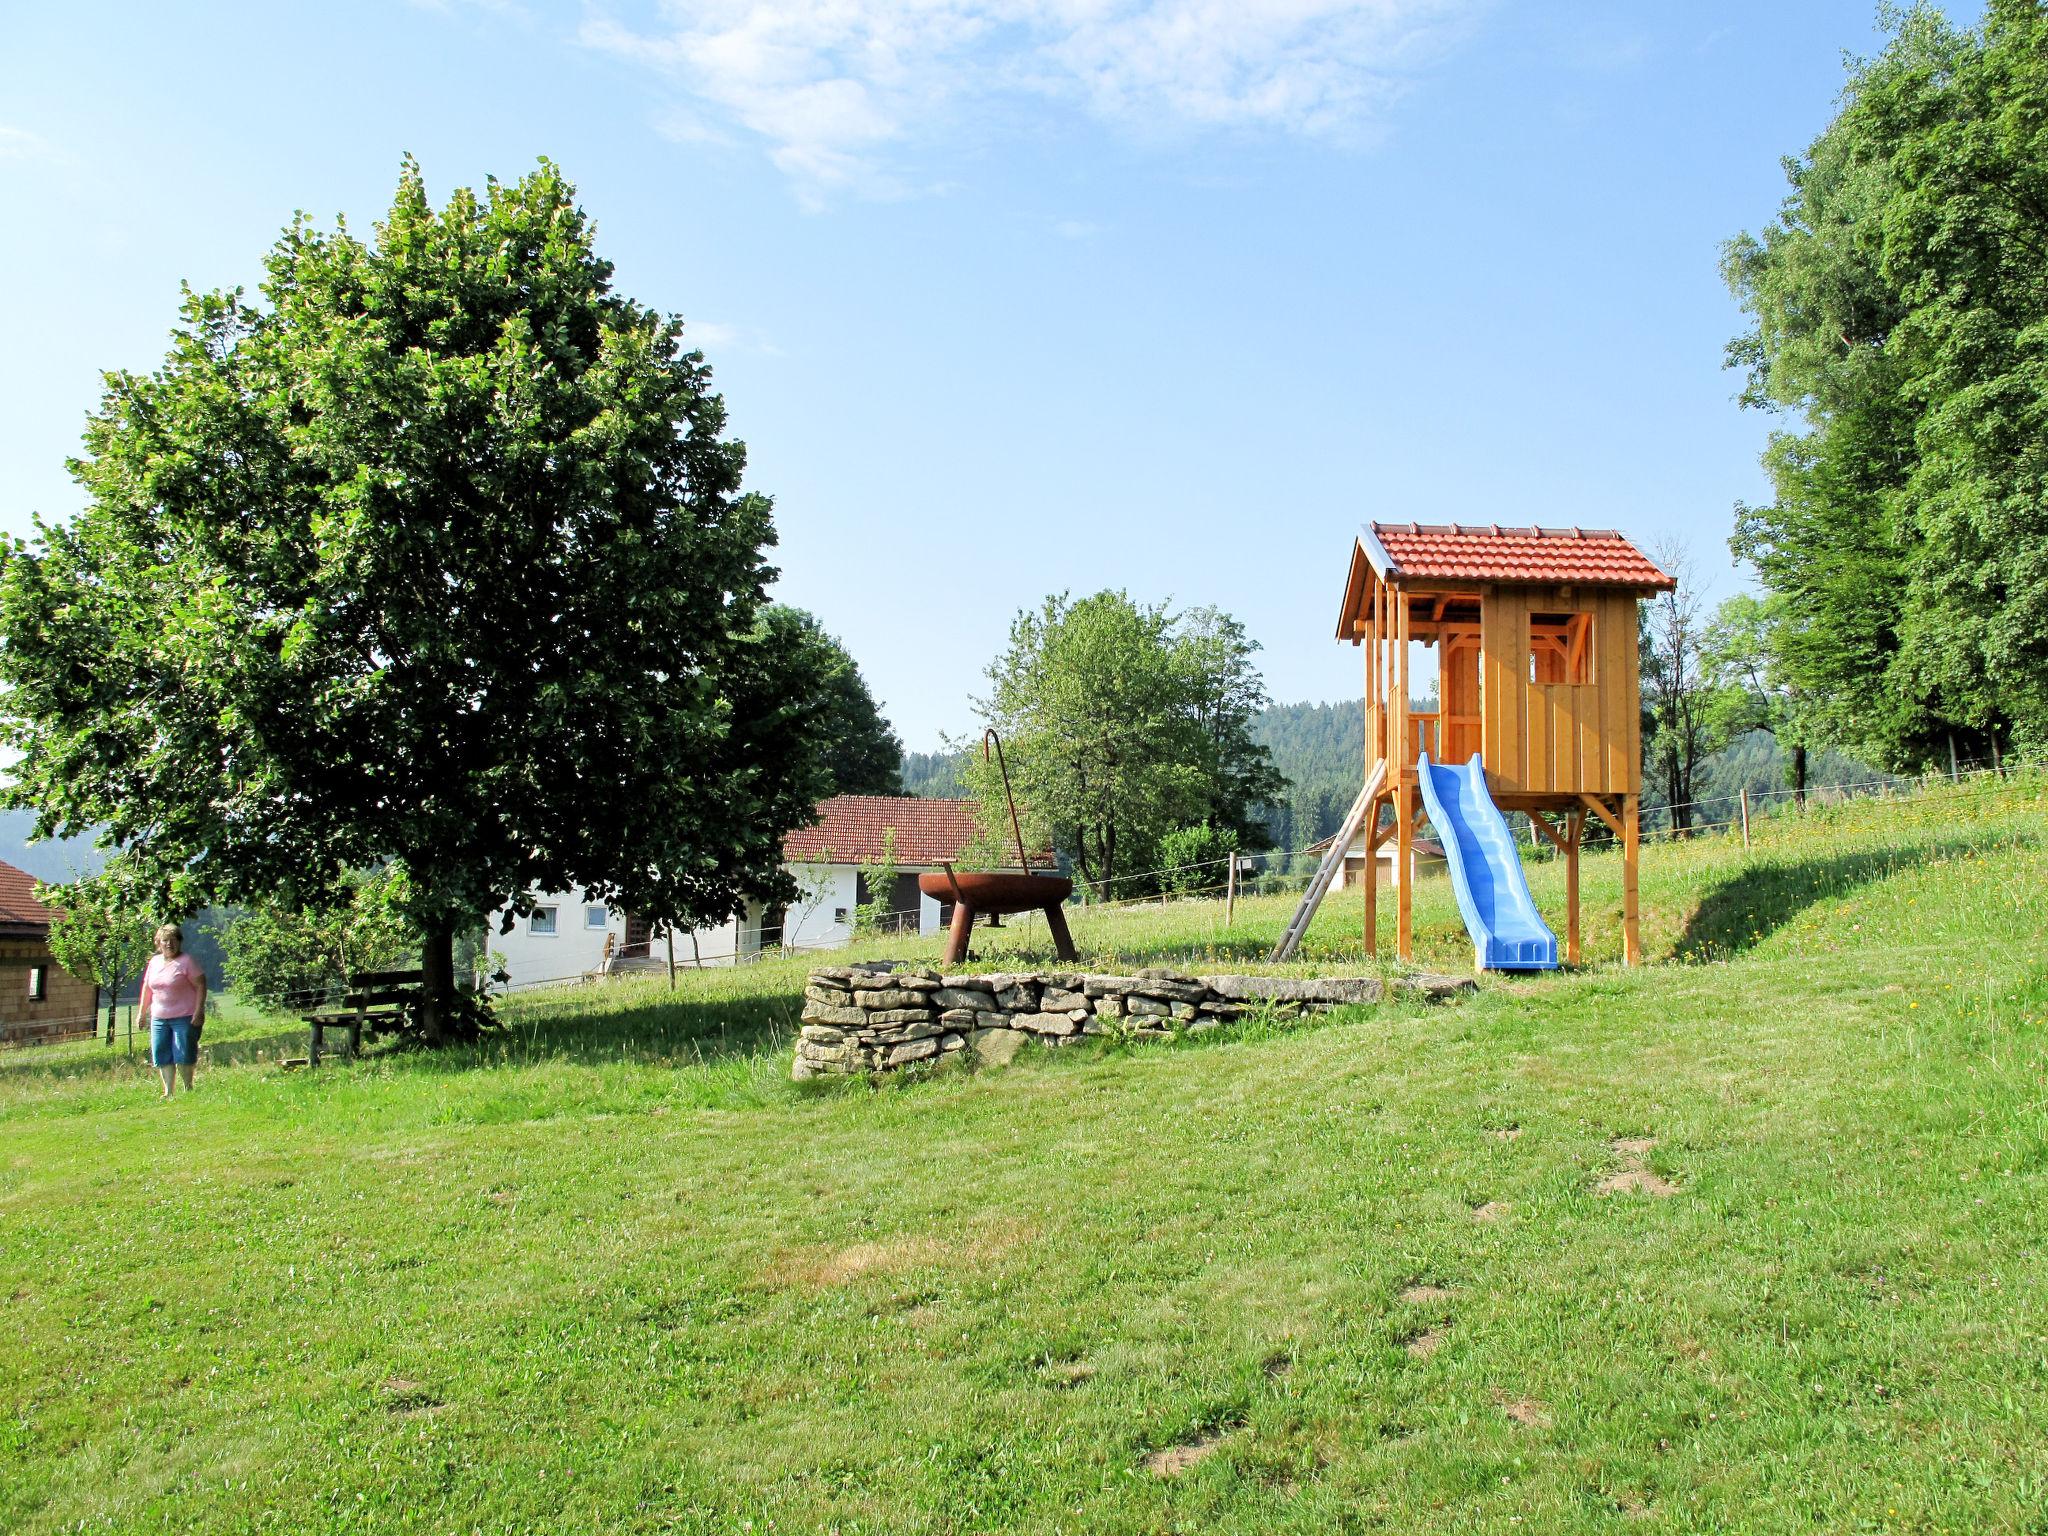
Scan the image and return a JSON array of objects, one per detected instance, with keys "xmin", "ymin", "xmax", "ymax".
[{"xmin": 622, "ymin": 913, "xmax": 652, "ymax": 958}]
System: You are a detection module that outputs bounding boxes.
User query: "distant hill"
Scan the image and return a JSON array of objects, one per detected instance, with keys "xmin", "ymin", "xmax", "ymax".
[{"xmin": 0, "ymin": 810, "xmax": 106, "ymax": 884}]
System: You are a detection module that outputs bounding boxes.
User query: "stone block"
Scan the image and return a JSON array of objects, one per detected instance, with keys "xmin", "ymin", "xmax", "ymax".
[
  {"xmin": 1040, "ymin": 988, "xmax": 1089, "ymax": 1012},
  {"xmin": 887, "ymin": 1038, "xmax": 940, "ymax": 1065},
  {"xmin": 1131, "ymin": 978, "xmax": 1209, "ymax": 1004},
  {"xmin": 802, "ymin": 1002, "xmax": 867, "ymax": 1027},
  {"xmin": 939, "ymin": 1032, "xmax": 967, "ymax": 1052},
  {"xmin": 854, "ymin": 988, "xmax": 932, "ymax": 1010},
  {"xmin": 804, "ymin": 984, "xmax": 855, "ymax": 1006},
  {"xmin": 1023, "ymin": 1011, "xmax": 1082, "ymax": 1037},
  {"xmin": 1080, "ymin": 974, "xmax": 1141, "ymax": 996},
  {"xmin": 874, "ymin": 1016, "xmax": 941, "ymax": 1039},
  {"xmin": 1125, "ymin": 996, "xmax": 1171, "ymax": 1017},
  {"xmin": 1094, "ymin": 994, "xmax": 1124, "ymax": 1019},
  {"xmin": 894, "ymin": 972, "xmax": 941, "ymax": 991},
  {"xmin": 994, "ymin": 984, "xmax": 1039, "ymax": 1012},
  {"xmin": 865, "ymin": 1008, "xmax": 935, "ymax": 1027},
  {"xmin": 800, "ymin": 1024, "xmax": 849, "ymax": 1046},
  {"xmin": 931, "ymin": 986, "xmax": 995, "ymax": 1011},
  {"xmin": 1170, "ymin": 1002, "xmax": 1198, "ymax": 1021},
  {"xmin": 970, "ymin": 1027, "xmax": 1029, "ymax": 1067},
  {"xmin": 1205, "ymin": 975, "xmax": 1384, "ymax": 1006},
  {"xmin": 939, "ymin": 1008, "xmax": 979, "ymax": 1026}
]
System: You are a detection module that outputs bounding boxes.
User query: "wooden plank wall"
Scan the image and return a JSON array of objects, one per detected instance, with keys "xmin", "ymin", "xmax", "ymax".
[{"xmin": 1479, "ymin": 587, "xmax": 1640, "ymax": 796}]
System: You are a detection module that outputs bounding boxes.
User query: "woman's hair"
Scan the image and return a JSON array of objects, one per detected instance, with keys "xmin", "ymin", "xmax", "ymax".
[{"xmin": 155, "ymin": 924, "xmax": 183, "ymax": 951}]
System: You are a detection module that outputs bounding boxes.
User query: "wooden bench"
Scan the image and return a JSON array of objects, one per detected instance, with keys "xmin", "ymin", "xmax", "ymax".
[{"xmin": 303, "ymin": 968, "xmax": 426, "ymax": 1064}]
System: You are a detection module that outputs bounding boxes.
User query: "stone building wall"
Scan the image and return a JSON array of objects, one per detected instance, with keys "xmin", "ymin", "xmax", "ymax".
[
  {"xmin": 0, "ymin": 937, "xmax": 98, "ymax": 1048},
  {"xmin": 794, "ymin": 964, "xmax": 1473, "ymax": 1078}
]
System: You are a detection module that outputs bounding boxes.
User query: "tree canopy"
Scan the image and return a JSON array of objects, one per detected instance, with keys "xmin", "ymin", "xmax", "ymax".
[
  {"xmin": 760, "ymin": 606, "xmax": 903, "ymax": 797},
  {"xmin": 972, "ymin": 591, "xmax": 1286, "ymax": 898},
  {"xmin": 0, "ymin": 158, "xmax": 821, "ymax": 1035},
  {"xmin": 1724, "ymin": 0, "xmax": 2048, "ymax": 766}
]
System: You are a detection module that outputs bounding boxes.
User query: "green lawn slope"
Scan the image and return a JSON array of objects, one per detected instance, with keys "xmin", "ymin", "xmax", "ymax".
[{"xmin": 4, "ymin": 774, "xmax": 2046, "ymax": 1533}]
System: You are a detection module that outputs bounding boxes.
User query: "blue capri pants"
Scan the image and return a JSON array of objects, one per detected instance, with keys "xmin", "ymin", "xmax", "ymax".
[{"xmin": 151, "ymin": 1015, "xmax": 196, "ymax": 1067}]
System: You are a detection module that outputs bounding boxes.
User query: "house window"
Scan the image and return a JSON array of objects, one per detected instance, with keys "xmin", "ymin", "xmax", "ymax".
[
  {"xmin": 1529, "ymin": 612, "xmax": 1594, "ymax": 684},
  {"xmin": 584, "ymin": 905, "xmax": 608, "ymax": 929},
  {"xmin": 28, "ymin": 965, "xmax": 47, "ymax": 1001},
  {"xmin": 833, "ymin": 907, "xmax": 850, "ymax": 926},
  {"xmin": 529, "ymin": 907, "xmax": 558, "ymax": 936}
]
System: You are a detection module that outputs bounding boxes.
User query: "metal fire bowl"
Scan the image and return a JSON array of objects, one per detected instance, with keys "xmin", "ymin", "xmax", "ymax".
[{"xmin": 918, "ymin": 871, "xmax": 1073, "ymax": 914}]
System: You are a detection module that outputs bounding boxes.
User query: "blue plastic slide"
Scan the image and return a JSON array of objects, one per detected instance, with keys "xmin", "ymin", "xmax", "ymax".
[{"xmin": 1414, "ymin": 753, "xmax": 1559, "ymax": 971}]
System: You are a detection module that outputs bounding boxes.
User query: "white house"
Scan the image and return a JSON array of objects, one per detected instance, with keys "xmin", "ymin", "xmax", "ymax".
[
  {"xmin": 1305, "ymin": 827, "xmax": 1447, "ymax": 891},
  {"xmin": 488, "ymin": 796, "xmax": 1049, "ymax": 990}
]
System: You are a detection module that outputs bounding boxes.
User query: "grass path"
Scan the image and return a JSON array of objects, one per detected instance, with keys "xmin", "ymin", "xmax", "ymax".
[{"xmin": 5, "ymin": 777, "xmax": 2048, "ymax": 1532}]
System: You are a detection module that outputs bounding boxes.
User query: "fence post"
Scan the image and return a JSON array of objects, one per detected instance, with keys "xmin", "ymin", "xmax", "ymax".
[
  {"xmin": 1739, "ymin": 787, "xmax": 1751, "ymax": 850},
  {"xmin": 1225, "ymin": 855, "xmax": 1238, "ymax": 926}
]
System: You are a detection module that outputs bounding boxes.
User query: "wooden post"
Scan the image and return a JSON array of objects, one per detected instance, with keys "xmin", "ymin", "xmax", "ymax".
[
  {"xmin": 1949, "ymin": 733, "xmax": 1960, "ymax": 782},
  {"xmin": 1225, "ymin": 855, "xmax": 1238, "ymax": 926},
  {"xmin": 1739, "ymin": 787, "xmax": 1751, "ymax": 849},
  {"xmin": 1395, "ymin": 787, "xmax": 1415, "ymax": 962},
  {"xmin": 1565, "ymin": 809, "xmax": 1584, "ymax": 966},
  {"xmin": 1362, "ymin": 812, "xmax": 1378, "ymax": 957},
  {"xmin": 1621, "ymin": 793, "xmax": 1641, "ymax": 966},
  {"xmin": 666, "ymin": 927, "xmax": 677, "ymax": 989}
]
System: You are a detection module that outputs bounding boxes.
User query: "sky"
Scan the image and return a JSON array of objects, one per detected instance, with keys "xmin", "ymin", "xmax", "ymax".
[{"xmin": 0, "ymin": 1, "xmax": 1970, "ymax": 750}]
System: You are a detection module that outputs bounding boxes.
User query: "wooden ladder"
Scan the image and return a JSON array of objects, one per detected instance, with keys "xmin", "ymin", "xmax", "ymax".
[{"xmin": 1271, "ymin": 759, "xmax": 1388, "ymax": 962}]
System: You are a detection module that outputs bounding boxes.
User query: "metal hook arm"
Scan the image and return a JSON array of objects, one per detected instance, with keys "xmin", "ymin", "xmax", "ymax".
[{"xmin": 984, "ymin": 728, "xmax": 1031, "ymax": 872}]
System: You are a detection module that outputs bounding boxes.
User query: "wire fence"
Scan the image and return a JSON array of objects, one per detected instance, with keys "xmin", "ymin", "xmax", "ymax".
[{"xmin": 489, "ymin": 756, "xmax": 2041, "ymax": 993}]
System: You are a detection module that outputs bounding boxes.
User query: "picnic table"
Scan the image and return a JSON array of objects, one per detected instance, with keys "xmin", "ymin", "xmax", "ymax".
[{"xmin": 303, "ymin": 968, "xmax": 426, "ymax": 1064}]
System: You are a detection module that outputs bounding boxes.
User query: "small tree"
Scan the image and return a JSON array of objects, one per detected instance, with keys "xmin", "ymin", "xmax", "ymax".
[
  {"xmin": 216, "ymin": 868, "xmax": 420, "ymax": 1012},
  {"xmin": 854, "ymin": 829, "xmax": 902, "ymax": 936},
  {"xmin": 1157, "ymin": 824, "xmax": 1239, "ymax": 898},
  {"xmin": 1639, "ymin": 546, "xmax": 1741, "ymax": 832},
  {"xmin": 36, "ymin": 857, "xmax": 164, "ymax": 1043},
  {"xmin": 1705, "ymin": 592, "xmax": 1817, "ymax": 803},
  {"xmin": 972, "ymin": 592, "xmax": 1285, "ymax": 900}
]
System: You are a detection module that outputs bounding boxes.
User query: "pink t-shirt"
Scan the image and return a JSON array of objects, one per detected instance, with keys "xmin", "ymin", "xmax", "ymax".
[{"xmin": 144, "ymin": 953, "xmax": 205, "ymax": 1019}]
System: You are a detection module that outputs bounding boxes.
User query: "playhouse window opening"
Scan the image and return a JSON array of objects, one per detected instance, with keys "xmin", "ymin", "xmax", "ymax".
[{"xmin": 1529, "ymin": 611, "xmax": 1595, "ymax": 685}]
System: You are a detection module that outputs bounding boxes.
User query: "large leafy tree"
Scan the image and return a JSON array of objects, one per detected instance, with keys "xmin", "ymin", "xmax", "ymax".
[
  {"xmin": 1724, "ymin": 0, "xmax": 2048, "ymax": 766},
  {"xmin": 760, "ymin": 606, "xmax": 903, "ymax": 796},
  {"xmin": 972, "ymin": 591, "xmax": 1286, "ymax": 898},
  {"xmin": 0, "ymin": 159, "xmax": 819, "ymax": 1039}
]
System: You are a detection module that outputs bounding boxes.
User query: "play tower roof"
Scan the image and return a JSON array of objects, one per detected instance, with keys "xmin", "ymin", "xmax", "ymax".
[{"xmin": 1357, "ymin": 522, "xmax": 1676, "ymax": 591}]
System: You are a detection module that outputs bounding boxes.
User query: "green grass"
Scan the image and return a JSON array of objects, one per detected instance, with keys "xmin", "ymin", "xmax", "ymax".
[{"xmin": 6, "ymin": 774, "xmax": 2048, "ymax": 1533}]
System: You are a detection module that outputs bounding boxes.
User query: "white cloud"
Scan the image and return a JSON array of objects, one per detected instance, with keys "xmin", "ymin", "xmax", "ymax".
[
  {"xmin": 1054, "ymin": 217, "xmax": 1099, "ymax": 239},
  {"xmin": 685, "ymin": 319, "xmax": 784, "ymax": 357},
  {"xmin": 580, "ymin": 0, "xmax": 1470, "ymax": 203},
  {"xmin": 0, "ymin": 126, "xmax": 52, "ymax": 161}
]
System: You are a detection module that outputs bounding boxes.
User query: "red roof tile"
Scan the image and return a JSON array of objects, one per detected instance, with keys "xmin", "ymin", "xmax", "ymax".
[
  {"xmin": 0, "ymin": 858, "xmax": 55, "ymax": 931},
  {"xmin": 1365, "ymin": 523, "xmax": 1675, "ymax": 590},
  {"xmin": 783, "ymin": 797, "xmax": 1053, "ymax": 869}
]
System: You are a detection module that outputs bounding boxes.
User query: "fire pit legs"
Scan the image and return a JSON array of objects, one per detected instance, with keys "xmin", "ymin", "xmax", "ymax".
[
  {"xmin": 1042, "ymin": 902, "xmax": 1078, "ymax": 963},
  {"xmin": 937, "ymin": 898, "xmax": 1079, "ymax": 966},
  {"xmin": 943, "ymin": 902, "xmax": 977, "ymax": 966}
]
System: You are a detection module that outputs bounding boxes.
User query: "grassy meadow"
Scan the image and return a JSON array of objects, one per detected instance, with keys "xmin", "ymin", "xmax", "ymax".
[{"xmin": 5, "ymin": 773, "xmax": 2048, "ymax": 1533}]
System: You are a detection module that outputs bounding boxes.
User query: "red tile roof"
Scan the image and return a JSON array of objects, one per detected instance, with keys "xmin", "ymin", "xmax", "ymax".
[
  {"xmin": 1365, "ymin": 523, "xmax": 1675, "ymax": 590},
  {"xmin": 783, "ymin": 796, "xmax": 1053, "ymax": 870},
  {"xmin": 0, "ymin": 858, "xmax": 55, "ymax": 932}
]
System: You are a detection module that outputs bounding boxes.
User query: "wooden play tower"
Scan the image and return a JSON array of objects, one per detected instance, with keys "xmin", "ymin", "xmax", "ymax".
[{"xmin": 1276, "ymin": 522, "xmax": 1674, "ymax": 967}]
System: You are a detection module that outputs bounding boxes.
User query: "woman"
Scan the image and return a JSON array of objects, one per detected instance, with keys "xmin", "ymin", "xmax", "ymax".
[{"xmin": 138, "ymin": 924, "xmax": 207, "ymax": 1098}]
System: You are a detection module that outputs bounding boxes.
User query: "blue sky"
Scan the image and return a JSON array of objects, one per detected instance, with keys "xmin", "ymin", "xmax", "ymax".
[{"xmin": 0, "ymin": 1, "xmax": 1963, "ymax": 749}]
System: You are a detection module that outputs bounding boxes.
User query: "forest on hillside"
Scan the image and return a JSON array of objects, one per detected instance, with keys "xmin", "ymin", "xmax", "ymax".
[{"xmin": 903, "ymin": 698, "xmax": 1894, "ymax": 867}]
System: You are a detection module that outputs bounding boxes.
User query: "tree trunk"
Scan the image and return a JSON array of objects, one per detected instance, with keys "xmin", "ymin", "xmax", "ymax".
[
  {"xmin": 419, "ymin": 918, "xmax": 457, "ymax": 1045},
  {"xmin": 1791, "ymin": 743, "xmax": 1808, "ymax": 805}
]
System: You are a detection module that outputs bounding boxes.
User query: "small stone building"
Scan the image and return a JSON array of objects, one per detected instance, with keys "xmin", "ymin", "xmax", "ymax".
[{"xmin": 0, "ymin": 860, "xmax": 98, "ymax": 1047}]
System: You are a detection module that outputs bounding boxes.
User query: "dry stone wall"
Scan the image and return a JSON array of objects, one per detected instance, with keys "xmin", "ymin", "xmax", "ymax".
[{"xmin": 793, "ymin": 964, "xmax": 1474, "ymax": 1079}]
